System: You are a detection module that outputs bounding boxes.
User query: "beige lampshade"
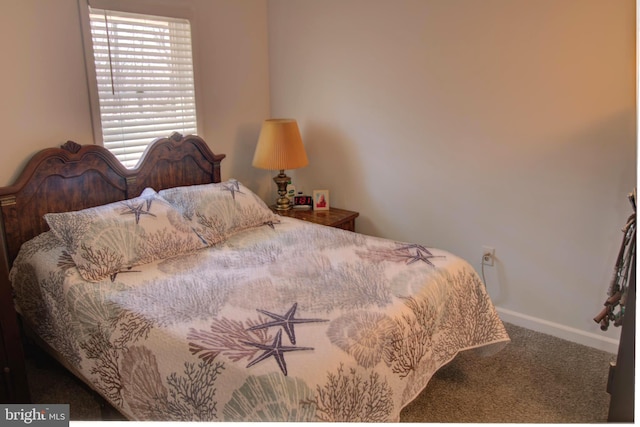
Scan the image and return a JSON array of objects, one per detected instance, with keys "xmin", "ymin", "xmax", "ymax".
[{"xmin": 252, "ymin": 119, "xmax": 309, "ymax": 170}]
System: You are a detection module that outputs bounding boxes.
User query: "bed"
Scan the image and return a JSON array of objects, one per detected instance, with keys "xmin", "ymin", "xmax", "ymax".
[{"xmin": 0, "ymin": 133, "xmax": 509, "ymax": 422}]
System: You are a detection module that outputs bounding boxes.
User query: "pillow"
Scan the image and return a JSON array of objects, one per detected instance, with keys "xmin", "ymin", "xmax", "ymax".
[
  {"xmin": 44, "ymin": 188, "xmax": 207, "ymax": 282},
  {"xmin": 158, "ymin": 179, "xmax": 280, "ymax": 245}
]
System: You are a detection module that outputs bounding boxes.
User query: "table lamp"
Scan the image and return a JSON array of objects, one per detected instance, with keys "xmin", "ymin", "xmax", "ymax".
[{"xmin": 252, "ymin": 119, "xmax": 309, "ymax": 210}]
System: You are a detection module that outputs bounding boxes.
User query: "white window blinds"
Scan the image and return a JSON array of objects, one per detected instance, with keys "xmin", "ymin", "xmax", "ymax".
[{"xmin": 88, "ymin": 8, "xmax": 197, "ymax": 168}]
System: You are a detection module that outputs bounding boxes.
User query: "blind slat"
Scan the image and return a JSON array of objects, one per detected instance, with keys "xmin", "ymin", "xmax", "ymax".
[
  {"xmin": 97, "ymin": 92, "xmax": 196, "ymax": 99},
  {"xmin": 101, "ymin": 110, "xmax": 195, "ymax": 117},
  {"xmin": 102, "ymin": 121, "xmax": 197, "ymax": 137},
  {"xmin": 101, "ymin": 111, "xmax": 196, "ymax": 122}
]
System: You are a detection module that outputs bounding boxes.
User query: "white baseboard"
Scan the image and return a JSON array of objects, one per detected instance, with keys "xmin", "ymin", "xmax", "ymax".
[{"xmin": 496, "ymin": 307, "xmax": 620, "ymax": 354}]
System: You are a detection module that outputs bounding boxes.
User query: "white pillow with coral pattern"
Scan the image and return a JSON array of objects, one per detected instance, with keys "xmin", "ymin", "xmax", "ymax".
[{"xmin": 44, "ymin": 188, "xmax": 206, "ymax": 282}]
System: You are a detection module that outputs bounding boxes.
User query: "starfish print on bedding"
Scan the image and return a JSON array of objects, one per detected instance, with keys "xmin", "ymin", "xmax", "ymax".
[
  {"xmin": 142, "ymin": 195, "xmax": 154, "ymax": 211},
  {"xmin": 247, "ymin": 303, "xmax": 328, "ymax": 345},
  {"xmin": 109, "ymin": 267, "xmax": 141, "ymax": 282},
  {"xmin": 136, "ymin": 190, "xmax": 156, "ymax": 211},
  {"xmin": 121, "ymin": 201, "xmax": 156, "ymax": 224},
  {"xmin": 243, "ymin": 329, "xmax": 313, "ymax": 376},
  {"xmin": 222, "ymin": 180, "xmax": 243, "ymax": 200},
  {"xmin": 395, "ymin": 243, "xmax": 445, "ymax": 266},
  {"xmin": 263, "ymin": 220, "xmax": 279, "ymax": 230},
  {"xmin": 193, "ymin": 229, "xmax": 208, "ymax": 245}
]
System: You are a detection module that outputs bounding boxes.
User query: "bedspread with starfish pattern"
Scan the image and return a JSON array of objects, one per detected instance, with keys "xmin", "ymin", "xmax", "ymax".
[{"xmin": 10, "ymin": 216, "xmax": 509, "ymax": 422}]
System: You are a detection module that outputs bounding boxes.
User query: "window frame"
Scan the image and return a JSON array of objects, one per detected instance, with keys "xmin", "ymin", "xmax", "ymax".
[{"xmin": 78, "ymin": 0, "xmax": 204, "ymax": 166}]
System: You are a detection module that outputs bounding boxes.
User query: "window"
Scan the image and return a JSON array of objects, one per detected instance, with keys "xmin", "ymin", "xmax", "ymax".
[{"xmin": 85, "ymin": 6, "xmax": 198, "ymax": 168}]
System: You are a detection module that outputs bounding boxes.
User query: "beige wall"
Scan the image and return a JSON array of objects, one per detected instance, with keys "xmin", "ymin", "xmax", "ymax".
[
  {"xmin": 0, "ymin": 0, "xmax": 271, "ymax": 194},
  {"xmin": 0, "ymin": 0, "xmax": 94, "ymax": 183},
  {"xmin": 268, "ymin": 0, "xmax": 636, "ymax": 351}
]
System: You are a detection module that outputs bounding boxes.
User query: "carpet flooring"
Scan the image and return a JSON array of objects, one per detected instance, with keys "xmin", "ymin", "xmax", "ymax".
[
  {"xmin": 400, "ymin": 323, "xmax": 615, "ymax": 423},
  {"xmin": 25, "ymin": 322, "xmax": 616, "ymax": 423}
]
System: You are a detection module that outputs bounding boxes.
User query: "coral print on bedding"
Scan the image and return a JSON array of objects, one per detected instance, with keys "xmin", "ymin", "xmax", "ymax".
[
  {"xmin": 43, "ymin": 188, "xmax": 206, "ymax": 282},
  {"xmin": 12, "ymin": 181, "xmax": 510, "ymax": 422},
  {"xmin": 158, "ymin": 179, "xmax": 281, "ymax": 246}
]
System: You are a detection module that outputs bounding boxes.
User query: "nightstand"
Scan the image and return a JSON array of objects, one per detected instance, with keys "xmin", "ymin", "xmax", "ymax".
[{"xmin": 272, "ymin": 207, "xmax": 359, "ymax": 232}]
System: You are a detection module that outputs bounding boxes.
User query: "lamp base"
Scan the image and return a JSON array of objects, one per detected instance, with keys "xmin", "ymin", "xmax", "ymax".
[{"xmin": 273, "ymin": 170, "xmax": 292, "ymax": 211}]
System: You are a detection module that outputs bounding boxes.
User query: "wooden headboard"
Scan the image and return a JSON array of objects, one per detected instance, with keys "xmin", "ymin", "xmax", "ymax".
[{"xmin": 0, "ymin": 133, "xmax": 225, "ymax": 269}]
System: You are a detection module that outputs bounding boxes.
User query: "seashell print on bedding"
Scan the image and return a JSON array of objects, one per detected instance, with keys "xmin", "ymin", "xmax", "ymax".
[
  {"xmin": 11, "ymin": 212, "xmax": 510, "ymax": 422},
  {"xmin": 44, "ymin": 188, "xmax": 206, "ymax": 281}
]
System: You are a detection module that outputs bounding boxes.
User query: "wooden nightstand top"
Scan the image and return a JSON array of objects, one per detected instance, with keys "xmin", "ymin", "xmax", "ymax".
[{"xmin": 272, "ymin": 206, "xmax": 359, "ymax": 232}]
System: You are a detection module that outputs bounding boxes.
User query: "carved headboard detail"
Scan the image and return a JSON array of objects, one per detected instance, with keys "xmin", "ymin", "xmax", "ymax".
[{"xmin": 0, "ymin": 133, "xmax": 225, "ymax": 268}]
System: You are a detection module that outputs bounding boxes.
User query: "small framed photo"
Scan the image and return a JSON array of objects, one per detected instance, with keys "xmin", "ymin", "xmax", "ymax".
[{"xmin": 313, "ymin": 190, "xmax": 330, "ymax": 211}]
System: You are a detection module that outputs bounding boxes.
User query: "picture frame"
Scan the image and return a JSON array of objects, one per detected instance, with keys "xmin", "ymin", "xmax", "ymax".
[{"xmin": 313, "ymin": 190, "xmax": 330, "ymax": 211}]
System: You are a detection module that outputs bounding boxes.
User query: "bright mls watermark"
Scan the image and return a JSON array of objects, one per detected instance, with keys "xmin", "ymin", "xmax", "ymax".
[{"xmin": 2, "ymin": 405, "xmax": 69, "ymax": 427}]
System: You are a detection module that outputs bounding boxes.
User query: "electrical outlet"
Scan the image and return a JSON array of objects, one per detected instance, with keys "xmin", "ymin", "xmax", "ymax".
[{"xmin": 482, "ymin": 246, "xmax": 495, "ymax": 266}]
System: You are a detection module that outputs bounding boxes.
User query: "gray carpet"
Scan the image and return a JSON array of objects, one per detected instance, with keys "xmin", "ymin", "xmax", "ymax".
[
  {"xmin": 25, "ymin": 322, "xmax": 615, "ymax": 423},
  {"xmin": 400, "ymin": 323, "xmax": 615, "ymax": 423}
]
